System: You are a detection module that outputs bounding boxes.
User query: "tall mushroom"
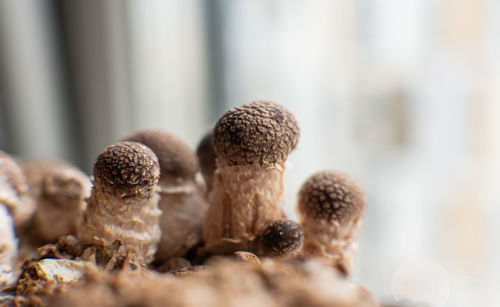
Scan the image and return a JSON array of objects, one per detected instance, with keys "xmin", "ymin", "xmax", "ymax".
[
  {"xmin": 77, "ymin": 142, "xmax": 161, "ymax": 264},
  {"xmin": 297, "ymin": 170, "xmax": 366, "ymax": 276},
  {"xmin": 123, "ymin": 130, "xmax": 208, "ymax": 263},
  {"xmin": 202, "ymin": 101, "xmax": 300, "ymax": 248}
]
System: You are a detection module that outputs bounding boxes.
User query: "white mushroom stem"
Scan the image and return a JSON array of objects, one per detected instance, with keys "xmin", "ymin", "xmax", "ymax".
[
  {"xmin": 203, "ymin": 160, "xmax": 286, "ymax": 246},
  {"xmin": 155, "ymin": 181, "xmax": 207, "ymax": 262},
  {"xmin": 78, "ymin": 186, "xmax": 161, "ymax": 264},
  {"xmin": 0, "ymin": 204, "xmax": 17, "ymax": 288},
  {"xmin": 301, "ymin": 218, "xmax": 363, "ymax": 275}
]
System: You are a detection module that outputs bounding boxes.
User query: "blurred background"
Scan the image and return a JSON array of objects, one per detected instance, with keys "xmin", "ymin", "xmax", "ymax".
[{"xmin": 0, "ymin": 0, "xmax": 498, "ymax": 306}]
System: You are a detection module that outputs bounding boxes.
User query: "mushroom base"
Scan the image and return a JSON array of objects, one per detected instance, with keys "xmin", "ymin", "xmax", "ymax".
[{"xmin": 77, "ymin": 187, "xmax": 161, "ymax": 264}]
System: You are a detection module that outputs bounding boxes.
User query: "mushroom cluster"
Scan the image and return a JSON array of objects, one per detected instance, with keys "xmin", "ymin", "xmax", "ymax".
[{"xmin": 0, "ymin": 101, "xmax": 375, "ymax": 307}]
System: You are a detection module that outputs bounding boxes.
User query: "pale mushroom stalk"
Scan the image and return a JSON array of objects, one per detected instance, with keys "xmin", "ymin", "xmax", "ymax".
[
  {"xmin": 123, "ymin": 130, "xmax": 208, "ymax": 263},
  {"xmin": 202, "ymin": 101, "xmax": 300, "ymax": 248},
  {"xmin": 297, "ymin": 170, "xmax": 367, "ymax": 276},
  {"xmin": 77, "ymin": 142, "xmax": 162, "ymax": 264}
]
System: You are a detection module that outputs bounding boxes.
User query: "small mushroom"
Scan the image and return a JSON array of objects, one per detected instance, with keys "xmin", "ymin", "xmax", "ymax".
[
  {"xmin": 0, "ymin": 152, "xmax": 35, "ymax": 228},
  {"xmin": 196, "ymin": 129, "xmax": 216, "ymax": 193},
  {"xmin": 297, "ymin": 170, "xmax": 366, "ymax": 276},
  {"xmin": 77, "ymin": 142, "xmax": 162, "ymax": 264},
  {"xmin": 202, "ymin": 101, "xmax": 300, "ymax": 250},
  {"xmin": 122, "ymin": 130, "xmax": 208, "ymax": 263},
  {"xmin": 30, "ymin": 165, "xmax": 91, "ymax": 243},
  {"xmin": 258, "ymin": 219, "xmax": 303, "ymax": 258}
]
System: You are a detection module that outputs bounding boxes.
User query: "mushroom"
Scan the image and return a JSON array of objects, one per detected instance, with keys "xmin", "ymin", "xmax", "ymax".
[
  {"xmin": 77, "ymin": 142, "xmax": 162, "ymax": 264},
  {"xmin": 297, "ymin": 170, "xmax": 366, "ymax": 276},
  {"xmin": 196, "ymin": 129, "xmax": 216, "ymax": 193},
  {"xmin": 122, "ymin": 130, "xmax": 208, "ymax": 263},
  {"xmin": 0, "ymin": 152, "xmax": 35, "ymax": 229},
  {"xmin": 30, "ymin": 165, "xmax": 91, "ymax": 243},
  {"xmin": 202, "ymin": 101, "xmax": 300, "ymax": 249},
  {"xmin": 258, "ymin": 219, "xmax": 303, "ymax": 258}
]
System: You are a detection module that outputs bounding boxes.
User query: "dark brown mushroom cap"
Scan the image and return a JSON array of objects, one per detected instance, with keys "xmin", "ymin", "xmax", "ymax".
[
  {"xmin": 0, "ymin": 151, "xmax": 28, "ymax": 197},
  {"xmin": 297, "ymin": 171, "xmax": 366, "ymax": 224},
  {"xmin": 196, "ymin": 129, "xmax": 216, "ymax": 179},
  {"xmin": 261, "ymin": 219, "xmax": 303, "ymax": 257},
  {"xmin": 123, "ymin": 130, "xmax": 198, "ymax": 182},
  {"xmin": 213, "ymin": 101, "xmax": 300, "ymax": 166},
  {"xmin": 93, "ymin": 142, "xmax": 160, "ymax": 197}
]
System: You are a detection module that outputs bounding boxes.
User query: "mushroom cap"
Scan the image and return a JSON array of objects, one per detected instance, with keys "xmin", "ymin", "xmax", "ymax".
[
  {"xmin": 261, "ymin": 219, "xmax": 303, "ymax": 257},
  {"xmin": 93, "ymin": 142, "xmax": 160, "ymax": 197},
  {"xmin": 123, "ymin": 130, "xmax": 198, "ymax": 182},
  {"xmin": 196, "ymin": 129, "xmax": 216, "ymax": 179},
  {"xmin": 213, "ymin": 101, "xmax": 299, "ymax": 166},
  {"xmin": 297, "ymin": 171, "xmax": 366, "ymax": 224},
  {"xmin": 42, "ymin": 167, "xmax": 91, "ymax": 203}
]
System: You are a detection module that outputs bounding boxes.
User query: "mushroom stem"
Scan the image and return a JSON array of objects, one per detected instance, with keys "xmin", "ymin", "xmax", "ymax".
[
  {"xmin": 203, "ymin": 160, "xmax": 285, "ymax": 246},
  {"xmin": 78, "ymin": 185, "xmax": 161, "ymax": 264},
  {"xmin": 301, "ymin": 218, "xmax": 363, "ymax": 275}
]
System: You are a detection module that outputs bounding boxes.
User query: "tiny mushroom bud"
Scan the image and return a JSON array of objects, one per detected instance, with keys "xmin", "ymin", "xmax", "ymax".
[
  {"xmin": 203, "ymin": 101, "xmax": 300, "ymax": 249},
  {"xmin": 297, "ymin": 170, "xmax": 366, "ymax": 276},
  {"xmin": 0, "ymin": 152, "xmax": 35, "ymax": 228},
  {"xmin": 196, "ymin": 129, "xmax": 216, "ymax": 192},
  {"xmin": 77, "ymin": 142, "xmax": 162, "ymax": 264},
  {"xmin": 259, "ymin": 219, "xmax": 303, "ymax": 258},
  {"xmin": 122, "ymin": 130, "xmax": 208, "ymax": 263},
  {"xmin": 31, "ymin": 165, "xmax": 91, "ymax": 243}
]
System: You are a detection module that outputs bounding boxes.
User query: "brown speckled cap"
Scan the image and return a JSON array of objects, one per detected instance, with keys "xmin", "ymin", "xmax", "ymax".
[
  {"xmin": 213, "ymin": 101, "xmax": 300, "ymax": 166},
  {"xmin": 93, "ymin": 142, "xmax": 160, "ymax": 197},
  {"xmin": 196, "ymin": 129, "xmax": 216, "ymax": 179},
  {"xmin": 123, "ymin": 130, "xmax": 198, "ymax": 182},
  {"xmin": 297, "ymin": 171, "xmax": 366, "ymax": 224},
  {"xmin": 261, "ymin": 219, "xmax": 303, "ymax": 257},
  {"xmin": 0, "ymin": 151, "xmax": 28, "ymax": 197}
]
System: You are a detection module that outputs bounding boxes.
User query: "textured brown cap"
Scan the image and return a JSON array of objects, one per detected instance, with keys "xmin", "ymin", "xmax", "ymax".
[
  {"xmin": 297, "ymin": 171, "xmax": 366, "ymax": 224},
  {"xmin": 196, "ymin": 129, "xmax": 216, "ymax": 179},
  {"xmin": 0, "ymin": 151, "xmax": 28, "ymax": 198},
  {"xmin": 213, "ymin": 101, "xmax": 299, "ymax": 166},
  {"xmin": 261, "ymin": 219, "xmax": 303, "ymax": 257},
  {"xmin": 123, "ymin": 130, "xmax": 198, "ymax": 182},
  {"xmin": 93, "ymin": 142, "xmax": 160, "ymax": 197}
]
